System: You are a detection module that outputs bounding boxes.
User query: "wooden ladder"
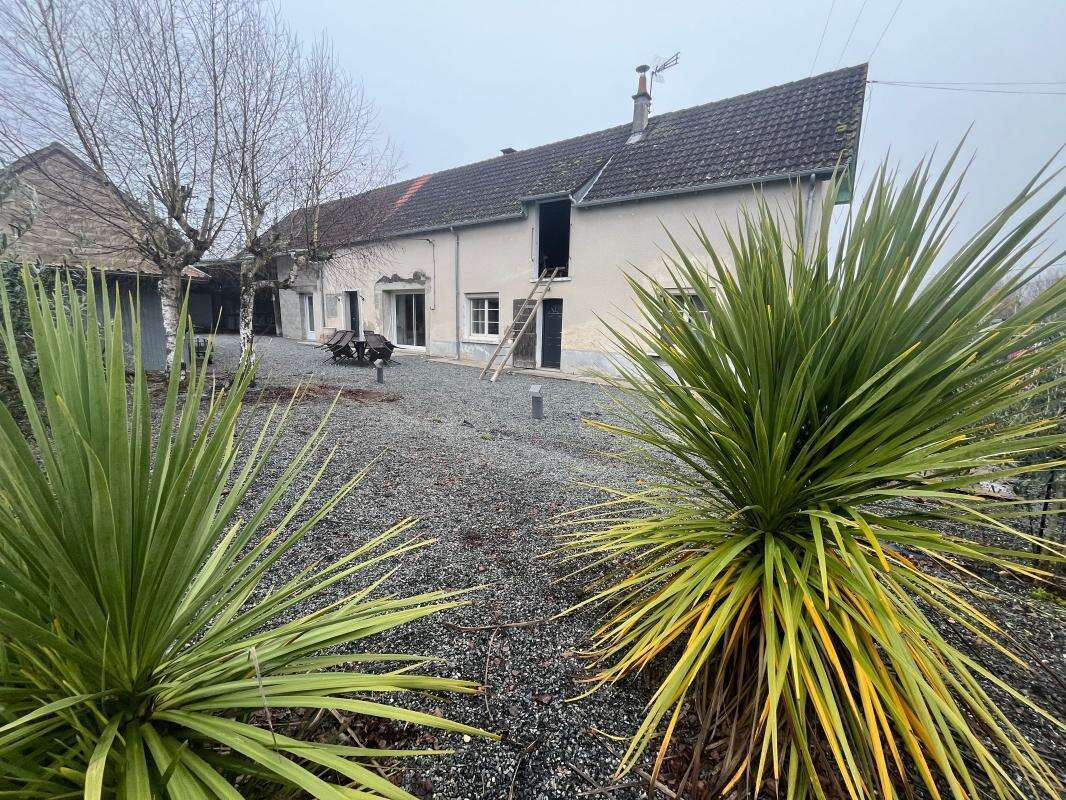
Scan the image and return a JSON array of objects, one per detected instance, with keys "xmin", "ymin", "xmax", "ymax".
[{"xmin": 479, "ymin": 267, "xmax": 562, "ymax": 382}]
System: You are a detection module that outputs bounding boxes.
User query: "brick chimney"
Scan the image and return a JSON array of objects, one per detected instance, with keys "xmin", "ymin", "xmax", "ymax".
[{"xmin": 631, "ymin": 64, "xmax": 651, "ymax": 137}]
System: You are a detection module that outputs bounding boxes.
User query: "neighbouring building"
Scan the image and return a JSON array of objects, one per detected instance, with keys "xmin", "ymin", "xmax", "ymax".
[
  {"xmin": 0, "ymin": 142, "xmax": 210, "ymax": 369},
  {"xmin": 276, "ymin": 64, "xmax": 867, "ymax": 376}
]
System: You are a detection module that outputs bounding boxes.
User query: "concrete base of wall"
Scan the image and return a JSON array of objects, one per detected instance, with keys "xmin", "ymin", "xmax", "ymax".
[{"xmin": 428, "ymin": 338, "xmax": 625, "ymax": 380}]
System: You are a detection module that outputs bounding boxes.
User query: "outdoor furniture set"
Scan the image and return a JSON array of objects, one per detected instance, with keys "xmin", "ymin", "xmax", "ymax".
[{"xmin": 315, "ymin": 329, "xmax": 396, "ymax": 364}]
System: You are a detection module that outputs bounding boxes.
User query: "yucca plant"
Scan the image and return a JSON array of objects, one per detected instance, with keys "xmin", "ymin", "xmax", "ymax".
[
  {"xmin": 0, "ymin": 267, "xmax": 491, "ymax": 799},
  {"xmin": 559, "ymin": 153, "xmax": 1065, "ymax": 800}
]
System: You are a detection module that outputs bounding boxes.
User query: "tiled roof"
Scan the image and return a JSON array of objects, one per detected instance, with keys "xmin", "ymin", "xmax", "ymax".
[
  {"xmin": 382, "ymin": 123, "xmax": 632, "ymax": 233},
  {"xmin": 280, "ymin": 178, "xmax": 426, "ymax": 250},
  {"xmin": 581, "ymin": 64, "xmax": 868, "ymax": 203},
  {"xmin": 300, "ymin": 64, "xmax": 867, "ymax": 248},
  {"xmin": 3, "ymin": 142, "xmax": 208, "ymax": 279}
]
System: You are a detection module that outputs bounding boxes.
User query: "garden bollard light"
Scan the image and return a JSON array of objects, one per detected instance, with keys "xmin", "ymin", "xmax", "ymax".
[
  {"xmin": 530, "ymin": 384, "xmax": 544, "ymax": 419},
  {"xmin": 375, "ymin": 359, "xmax": 385, "ymax": 384}
]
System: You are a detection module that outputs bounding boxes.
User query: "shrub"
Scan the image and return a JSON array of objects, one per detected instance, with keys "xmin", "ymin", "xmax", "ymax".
[
  {"xmin": 559, "ymin": 155, "xmax": 1065, "ymax": 799},
  {"xmin": 0, "ymin": 170, "xmax": 38, "ymax": 408},
  {"xmin": 0, "ymin": 268, "xmax": 491, "ymax": 798},
  {"xmin": 0, "ymin": 261, "xmax": 36, "ymax": 407}
]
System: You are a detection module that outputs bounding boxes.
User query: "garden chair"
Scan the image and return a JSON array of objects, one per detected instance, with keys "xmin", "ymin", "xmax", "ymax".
[
  {"xmin": 324, "ymin": 330, "xmax": 357, "ymax": 363},
  {"xmin": 363, "ymin": 331, "xmax": 395, "ymax": 363},
  {"xmin": 315, "ymin": 330, "xmax": 346, "ymax": 350}
]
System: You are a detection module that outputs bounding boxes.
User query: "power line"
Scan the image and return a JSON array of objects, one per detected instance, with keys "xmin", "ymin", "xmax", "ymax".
[
  {"xmin": 873, "ymin": 79, "xmax": 1066, "ymax": 86},
  {"xmin": 809, "ymin": 0, "xmax": 838, "ymax": 76},
  {"xmin": 836, "ymin": 0, "xmax": 869, "ymax": 67},
  {"xmin": 868, "ymin": 80, "xmax": 1066, "ymax": 96},
  {"xmin": 868, "ymin": 0, "xmax": 903, "ymax": 61}
]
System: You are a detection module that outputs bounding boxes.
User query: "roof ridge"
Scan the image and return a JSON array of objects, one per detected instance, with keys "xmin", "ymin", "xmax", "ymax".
[
  {"xmin": 415, "ymin": 64, "xmax": 864, "ymax": 181},
  {"xmin": 647, "ymin": 63, "xmax": 869, "ymax": 125},
  {"xmin": 407, "ymin": 120, "xmax": 632, "ymax": 182},
  {"xmin": 5, "ymin": 141, "xmax": 98, "ymax": 177}
]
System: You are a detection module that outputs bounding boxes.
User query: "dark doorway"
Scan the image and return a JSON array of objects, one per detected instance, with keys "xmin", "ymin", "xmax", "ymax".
[
  {"xmin": 394, "ymin": 292, "xmax": 425, "ymax": 347},
  {"xmin": 252, "ymin": 288, "xmax": 277, "ymax": 335},
  {"xmin": 537, "ymin": 200, "xmax": 571, "ymax": 277},
  {"xmin": 541, "ymin": 298, "xmax": 563, "ymax": 369},
  {"xmin": 347, "ymin": 291, "xmax": 360, "ymax": 332},
  {"xmin": 193, "ymin": 266, "xmax": 278, "ymax": 335},
  {"xmin": 512, "ymin": 298, "xmax": 536, "ymax": 368}
]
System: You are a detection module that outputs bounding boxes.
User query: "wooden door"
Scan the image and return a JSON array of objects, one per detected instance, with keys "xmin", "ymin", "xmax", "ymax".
[
  {"xmin": 541, "ymin": 299, "xmax": 563, "ymax": 369},
  {"xmin": 512, "ymin": 299, "xmax": 536, "ymax": 368}
]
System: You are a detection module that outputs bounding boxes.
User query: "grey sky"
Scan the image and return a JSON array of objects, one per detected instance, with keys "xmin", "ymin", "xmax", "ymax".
[{"xmin": 279, "ymin": 0, "xmax": 1065, "ymax": 252}]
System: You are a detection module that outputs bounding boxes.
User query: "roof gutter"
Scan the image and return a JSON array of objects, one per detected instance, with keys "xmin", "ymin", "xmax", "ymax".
[
  {"xmin": 573, "ymin": 167, "xmax": 839, "ymax": 209},
  {"xmin": 324, "ymin": 167, "xmax": 846, "ymax": 245}
]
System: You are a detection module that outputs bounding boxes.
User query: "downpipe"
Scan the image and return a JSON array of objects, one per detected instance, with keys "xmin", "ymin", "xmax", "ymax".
[{"xmin": 452, "ymin": 227, "xmax": 461, "ymax": 359}]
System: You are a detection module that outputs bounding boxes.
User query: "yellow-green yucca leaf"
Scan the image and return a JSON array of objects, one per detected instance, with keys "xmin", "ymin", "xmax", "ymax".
[
  {"xmin": 557, "ymin": 150, "xmax": 1065, "ymax": 800},
  {"xmin": 0, "ymin": 267, "xmax": 494, "ymax": 799}
]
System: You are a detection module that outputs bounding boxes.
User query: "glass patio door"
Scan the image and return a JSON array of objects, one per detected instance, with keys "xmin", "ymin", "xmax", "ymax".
[
  {"xmin": 301, "ymin": 293, "xmax": 316, "ymax": 340},
  {"xmin": 394, "ymin": 292, "xmax": 425, "ymax": 347}
]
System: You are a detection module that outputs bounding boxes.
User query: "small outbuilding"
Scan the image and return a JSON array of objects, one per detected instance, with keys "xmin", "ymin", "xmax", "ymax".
[{"xmin": 0, "ymin": 142, "xmax": 208, "ymax": 369}]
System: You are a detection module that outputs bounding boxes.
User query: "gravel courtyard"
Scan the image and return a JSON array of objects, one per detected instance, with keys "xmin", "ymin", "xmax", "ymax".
[
  {"xmin": 214, "ymin": 335, "xmax": 658, "ymax": 800},
  {"xmin": 211, "ymin": 335, "xmax": 1066, "ymax": 800}
]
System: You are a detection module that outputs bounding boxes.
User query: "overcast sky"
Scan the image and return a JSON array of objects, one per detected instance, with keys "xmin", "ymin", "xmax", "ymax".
[{"xmin": 279, "ymin": 0, "xmax": 1065, "ymax": 252}]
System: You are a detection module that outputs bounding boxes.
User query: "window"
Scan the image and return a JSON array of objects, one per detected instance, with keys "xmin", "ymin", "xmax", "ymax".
[
  {"xmin": 468, "ymin": 295, "xmax": 500, "ymax": 338},
  {"xmin": 537, "ymin": 199, "xmax": 571, "ymax": 277},
  {"xmin": 658, "ymin": 290, "xmax": 710, "ymax": 351},
  {"xmin": 668, "ymin": 290, "xmax": 709, "ymax": 326}
]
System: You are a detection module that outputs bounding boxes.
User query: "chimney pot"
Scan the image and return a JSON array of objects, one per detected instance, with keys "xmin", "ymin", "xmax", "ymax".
[{"xmin": 631, "ymin": 64, "xmax": 652, "ymax": 139}]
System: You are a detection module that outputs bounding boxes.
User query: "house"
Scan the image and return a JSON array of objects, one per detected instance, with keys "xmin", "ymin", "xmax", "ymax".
[
  {"xmin": 277, "ymin": 64, "xmax": 867, "ymax": 376},
  {"xmin": 0, "ymin": 142, "xmax": 209, "ymax": 369}
]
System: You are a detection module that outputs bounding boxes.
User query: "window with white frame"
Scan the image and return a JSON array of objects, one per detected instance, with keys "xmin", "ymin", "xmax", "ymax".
[{"xmin": 468, "ymin": 295, "xmax": 500, "ymax": 338}]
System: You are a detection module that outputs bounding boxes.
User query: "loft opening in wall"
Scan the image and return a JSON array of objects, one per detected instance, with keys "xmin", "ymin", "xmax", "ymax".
[{"xmin": 537, "ymin": 199, "xmax": 571, "ymax": 277}]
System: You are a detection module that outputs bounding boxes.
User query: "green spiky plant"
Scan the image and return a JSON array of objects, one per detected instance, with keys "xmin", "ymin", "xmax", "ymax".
[
  {"xmin": 558, "ymin": 153, "xmax": 1066, "ymax": 800},
  {"xmin": 0, "ymin": 267, "xmax": 492, "ymax": 799}
]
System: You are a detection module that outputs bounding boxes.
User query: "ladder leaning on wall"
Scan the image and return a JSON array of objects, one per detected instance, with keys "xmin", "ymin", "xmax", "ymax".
[{"xmin": 479, "ymin": 267, "xmax": 562, "ymax": 382}]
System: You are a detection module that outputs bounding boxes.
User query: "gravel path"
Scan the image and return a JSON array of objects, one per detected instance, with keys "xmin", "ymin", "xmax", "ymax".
[{"xmin": 210, "ymin": 335, "xmax": 1066, "ymax": 799}]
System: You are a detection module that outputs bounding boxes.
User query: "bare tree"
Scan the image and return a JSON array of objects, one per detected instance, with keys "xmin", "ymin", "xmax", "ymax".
[
  {"xmin": 4, "ymin": 0, "xmax": 397, "ymax": 363},
  {"xmin": 0, "ymin": 0, "xmax": 236, "ymax": 359},
  {"xmin": 223, "ymin": 25, "xmax": 397, "ymax": 360},
  {"xmin": 286, "ymin": 34, "xmax": 396, "ymax": 266},
  {"xmin": 218, "ymin": 1, "xmax": 296, "ymax": 360}
]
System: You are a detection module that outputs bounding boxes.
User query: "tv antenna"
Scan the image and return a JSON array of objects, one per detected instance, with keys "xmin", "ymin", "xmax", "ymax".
[{"xmin": 650, "ymin": 51, "xmax": 681, "ymax": 85}]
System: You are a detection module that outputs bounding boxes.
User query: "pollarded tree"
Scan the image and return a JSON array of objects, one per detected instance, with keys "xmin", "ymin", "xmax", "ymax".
[{"xmin": 218, "ymin": 0, "xmax": 297, "ymax": 360}]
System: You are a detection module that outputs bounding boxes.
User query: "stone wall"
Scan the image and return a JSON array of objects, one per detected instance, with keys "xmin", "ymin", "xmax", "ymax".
[{"xmin": 2, "ymin": 144, "xmax": 148, "ymax": 270}]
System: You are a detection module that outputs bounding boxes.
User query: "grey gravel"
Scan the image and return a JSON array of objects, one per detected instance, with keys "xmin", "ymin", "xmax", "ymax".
[
  {"xmin": 214, "ymin": 335, "xmax": 653, "ymax": 799},
  {"xmin": 209, "ymin": 335, "xmax": 1066, "ymax": 799}
]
